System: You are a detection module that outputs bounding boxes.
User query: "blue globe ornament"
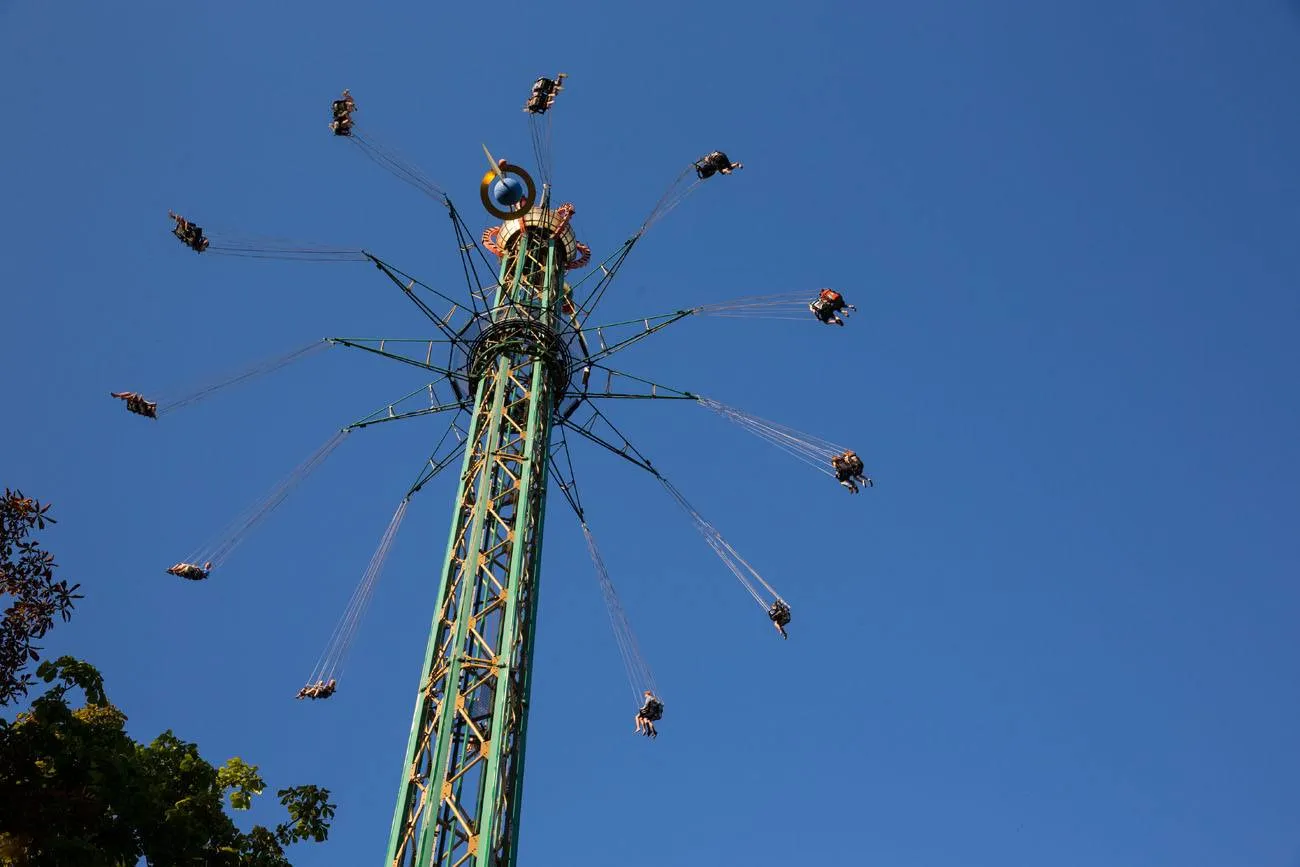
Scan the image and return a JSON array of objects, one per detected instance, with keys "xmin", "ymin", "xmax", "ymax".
[{"xmin": 492, "ymin": 176, "xmax": 525, "ymax": 208}]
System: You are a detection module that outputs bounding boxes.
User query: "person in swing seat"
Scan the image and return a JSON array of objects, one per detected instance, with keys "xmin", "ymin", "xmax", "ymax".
[
  {"xmin": 817, "ymin": 288, "xmax": 856, "ymax": 315},
  {"xmin": 694, "ymin": 150, "xmax": 743, "ymax": 179},
  {"xmin": 330, "ymin": 89, "xmax": 356, "ymax": 135},
  {"xmin": 166, "ymin": 561, "xmax": 213, "ymax": 581},
  {"xmin": 768, "ymin": 599, "xmax": 792, "ymax": 639},
  {"xmin": 525, "ymin": 74, "xmax": 566, "ymax": 113},
  {"xmin": 168, "ymin": 211, "xmax": 209, "ymax": 252},
  {"xmin": 111, "ymin": 391, "xmax": 158, "ymax": 418},
  {"xmin": 297, "ymin": 678, "xmax": 337, "ymax": 700},
  {"xmin": 842, "ymin": 450, "xmax": 872, "ymax": 488},
  {"xmin": 810, "ymin": 298, "xmax": 845, "ymax": 326},
  {"xmin": 635, "ymin": 690, "xmax": 663, "ymax": 738},
  {"xmin": 831, "ymin": 454, "xmax": 859, "ymax": 494}
]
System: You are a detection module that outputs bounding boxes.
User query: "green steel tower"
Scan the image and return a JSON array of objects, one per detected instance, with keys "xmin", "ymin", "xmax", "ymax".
[{"xmin": 384, "ymin": 193, "xmax": 577, "ymax": 867}]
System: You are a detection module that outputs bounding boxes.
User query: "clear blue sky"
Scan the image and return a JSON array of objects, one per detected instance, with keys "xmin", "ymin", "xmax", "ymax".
[{"xmin": 3, "ymin": 1, "xmax": 1299, "ymax": 865}]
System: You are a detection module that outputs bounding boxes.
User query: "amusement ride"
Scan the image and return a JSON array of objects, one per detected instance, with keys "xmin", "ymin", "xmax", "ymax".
[{"xmin": 114, "ymin": 74, "xmax": 872, "ymax": 867}]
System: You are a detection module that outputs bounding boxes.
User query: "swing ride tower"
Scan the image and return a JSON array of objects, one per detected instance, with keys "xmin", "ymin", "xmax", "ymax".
[
  {"xmin": 137, "ymin": 77, "xmax": 868, "ymax": 867},
  {"xmin": 385, "ymin": 195, "xmax": 576, "ymax": 867}
]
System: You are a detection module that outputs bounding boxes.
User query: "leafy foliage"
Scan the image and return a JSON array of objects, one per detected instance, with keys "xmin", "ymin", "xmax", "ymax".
[
  {"xmin": 0, "ymin": 490, "xmax": 82, "ymax": 706},
  {"xmin": 0, "ymin": 658, "xmax": 336, "ymax": 865}
]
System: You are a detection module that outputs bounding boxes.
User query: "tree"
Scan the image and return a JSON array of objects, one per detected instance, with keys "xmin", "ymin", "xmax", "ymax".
[
  {"xmin": 0, "ymin": 494, "xmax": 335, "ymax": 864},
  {"xmin": 0, "ymin": 489, "xmax": 81, "ymax": 706},
  {"xmin": 0, "ymin": 657, "xmax": 335, "ymax": 865}
]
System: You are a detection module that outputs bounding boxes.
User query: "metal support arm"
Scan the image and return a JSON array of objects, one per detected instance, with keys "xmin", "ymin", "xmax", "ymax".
[
  {"xmin": 557, "ymin": 412, "xmax": 658, "ymax": 476},
  {"xmin": 572, "ymin": 310, "xmax": 695, "ymax": 369},
  {"xmin": 576, "ymin": 364, "xmax": 699, "ymax": 401},
  {"xmin": 365, "ymin": 254, "xmax": 475, "ymax": 342},
  {"xmin": 347, "ymin": 382, "xmax": 470, "ymax": 431},
  {"xmin": 329, "ymin": 337, "xmax": 467, "ymax": 381}
]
